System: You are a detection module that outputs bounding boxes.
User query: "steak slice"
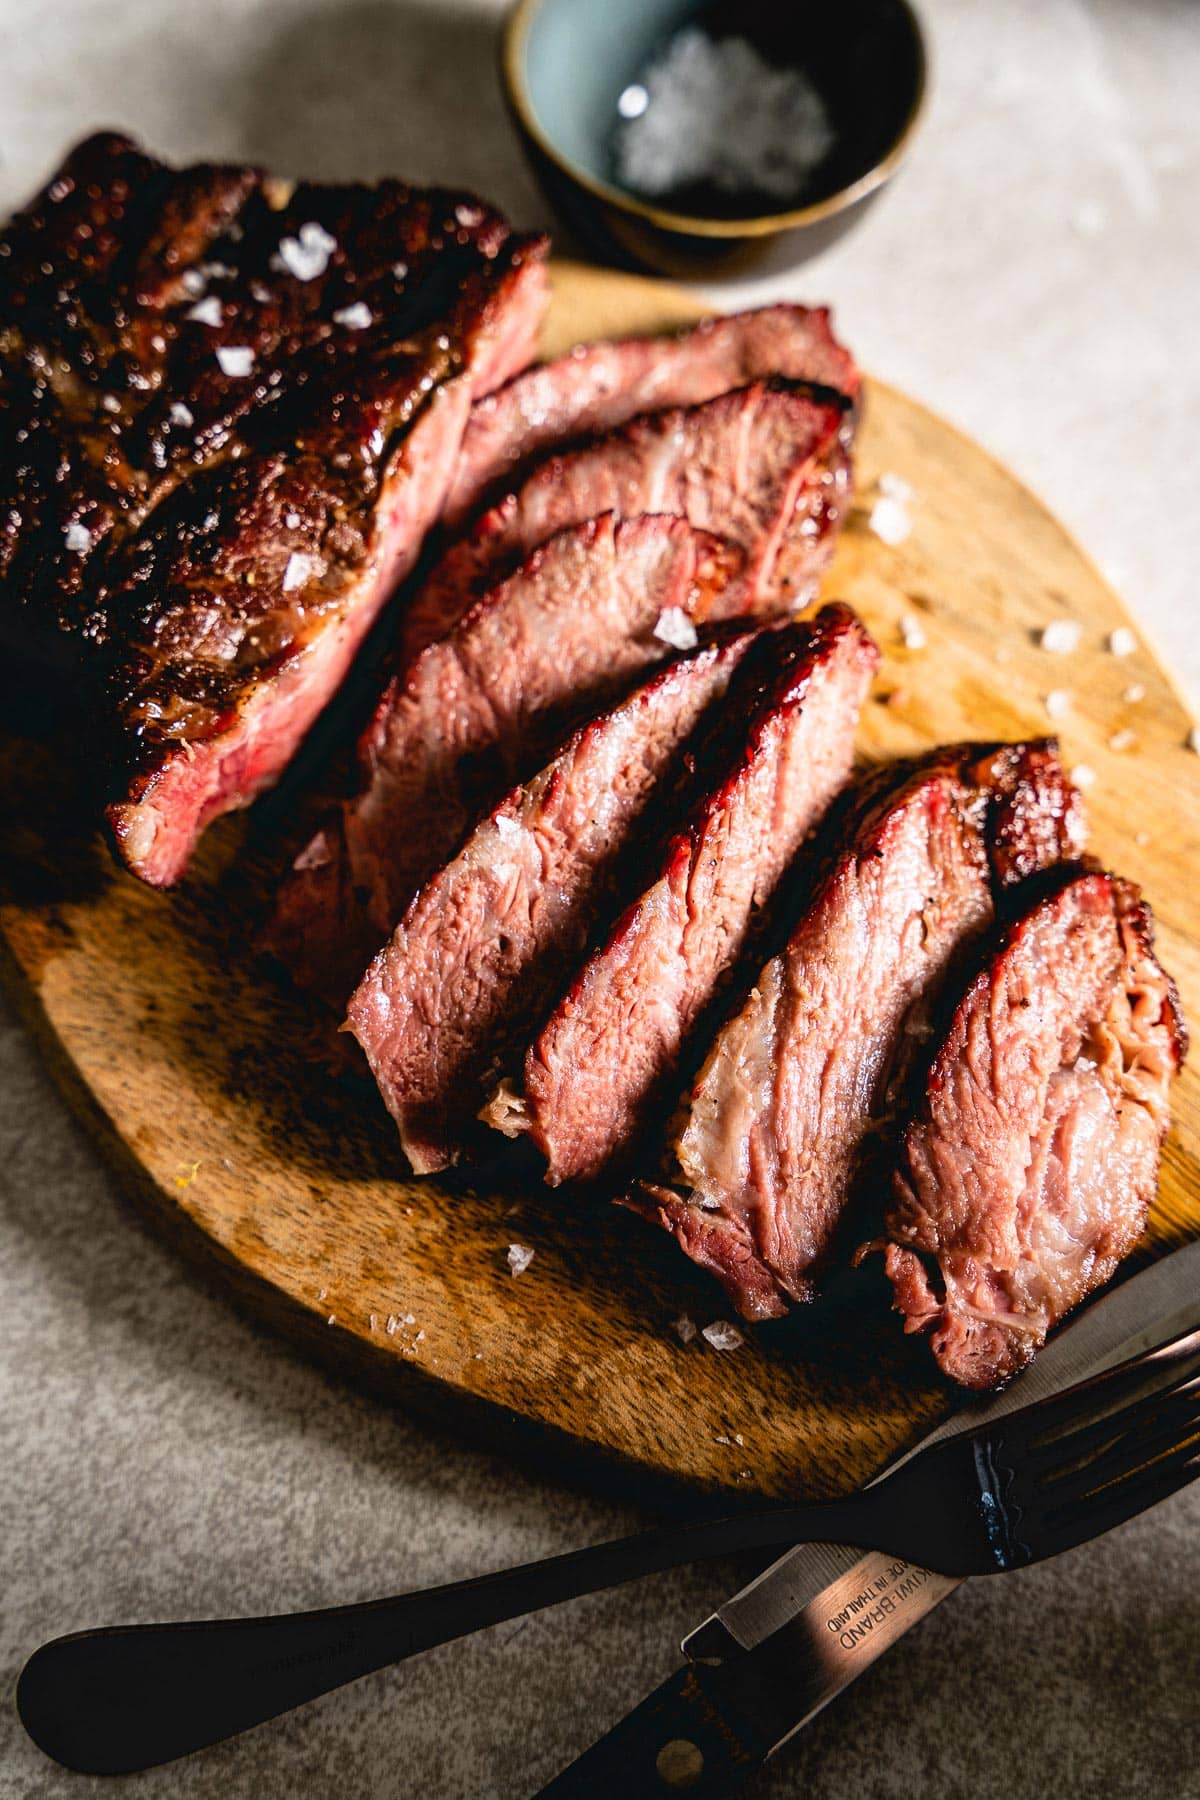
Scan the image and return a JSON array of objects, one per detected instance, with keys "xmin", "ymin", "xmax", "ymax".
[
  {"xmin": 630, "ymin": 742, "xmax": 1087, "ymax": 1321},
  {"xmin": 346, "ymin": 631, "xmax": 758, "ymax": 1173},
  {"xmin": 485, "ymin": 604, "xmax": 880, "ymax": 1185},
  {"xmin": 442, "ymin": 303, "xmax": 859, "ymax": 528},
  {"xmin": 402, "ymin": 380, "xmax": 851, "ymax": 660},
  {"xmin": 0, "ymin": 132, "xmax": 547, "ymax": 885},
  {"xmin": 882, "ymin": 866, "xmax": 1186, "ymax": 1389},
  {"xmin": 268, "ymin": 512, "xmax": 739, "ymax": 1003}
]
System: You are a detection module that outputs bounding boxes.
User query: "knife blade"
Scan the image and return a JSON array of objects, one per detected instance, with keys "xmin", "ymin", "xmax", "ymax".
[{"xmin": 538, "ymin": 1239, "xmax": 1200, "ymax": 1799}]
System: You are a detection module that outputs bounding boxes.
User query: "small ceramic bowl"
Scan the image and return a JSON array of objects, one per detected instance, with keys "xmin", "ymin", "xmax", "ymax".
[{"xmin": 501, "ymin": 0, "xmax": 927, "ymax": 277}]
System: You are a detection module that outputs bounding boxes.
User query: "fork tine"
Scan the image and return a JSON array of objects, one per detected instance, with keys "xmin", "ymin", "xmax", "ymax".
[
  {"xmin": 993, "ymin": 1323, "xmax": 1200, "ymax": 1454},
  {"xmin": 1026, "ymin": 1369, "xmax": 1200, "ymax": 1485},
  {"xmin": 1037, "ymin": 1443, "xmax": 1200, "ymax": 1556},
  {"xmin": 1033, "ymin": 1386, "xmax": 1200, "ymax": 1513}
]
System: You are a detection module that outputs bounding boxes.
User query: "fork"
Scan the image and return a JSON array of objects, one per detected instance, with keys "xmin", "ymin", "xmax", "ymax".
[{"xmin": 18, "ymin": 1320, "xmax": 1200, "ymax": 1777}]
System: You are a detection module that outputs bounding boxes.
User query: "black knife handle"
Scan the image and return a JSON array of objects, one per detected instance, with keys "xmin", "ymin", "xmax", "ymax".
[{"xmin": 536, "ymin": 1663, "xmax": 769, "ymax": 1800}]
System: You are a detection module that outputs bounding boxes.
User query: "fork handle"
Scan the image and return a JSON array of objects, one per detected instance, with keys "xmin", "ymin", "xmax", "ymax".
[{"xmin": 17, "ymin": 1498, "xmax": 875, "ymax": 1775}]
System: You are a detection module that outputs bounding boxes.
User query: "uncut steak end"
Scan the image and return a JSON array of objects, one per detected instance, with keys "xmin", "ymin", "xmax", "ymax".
[{"xmin": 0, "ymin": 132, "xmax": 547, "ymax": 885}]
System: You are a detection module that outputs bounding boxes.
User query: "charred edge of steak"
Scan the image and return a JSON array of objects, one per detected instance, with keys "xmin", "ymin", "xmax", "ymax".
[
  {"xmin": 443, "ymin": 300, "xmax": 861, "ymax": 528},
  {"xmin": 2, "ymin": 132, "xmax": 548, "ymax": 883},
  {"xmin": 624, "ymin": 737, "xmax": 1088, "ymax": 1322},
  {"xmin": 880, "ymin": 862, "xmax": 1186, "ymax": 1390},
  {"xmin": 501, "ymin": 603, "xmax": 880, "ymax": 1187},
  {"xmin": 265, "ymin": 512, "xmax": 744, "ymax": 1006},
  {"xmin": 346, "ymin": 629, "xmax": 762, "ymax": 1174}
]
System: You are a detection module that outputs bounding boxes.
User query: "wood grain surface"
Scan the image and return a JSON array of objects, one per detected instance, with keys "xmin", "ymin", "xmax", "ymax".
[{"xmin": 2, "ymin": 260, "xmax": 1197, "ymax": 1504}]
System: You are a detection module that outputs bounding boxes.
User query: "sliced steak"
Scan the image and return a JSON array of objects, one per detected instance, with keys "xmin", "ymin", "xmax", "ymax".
[
  {"xmin": 346, "ymin": 631, "xmax": 758, "ymax": 1173},
  {"xmin": 403, "ymin": 380, "xmax": 851, "ymax": 660},
  {"xmin": 630, "ymin": 742, "xmax": 1087, "ymax": 1321},
  {"xmin": 485, "ymin": 604, "xmax": 880, "ymax": 1186},
  {"xmin": 443, "ymin": 303, "xmax": 859, "ymax": 528},
  {"xmin": 882, "ymin": 866, "xmax": 1186, "ymax": 1389},
  {"xmin": 268, "ymin": 512, "xmax": 741, "ymax": 1003},
  {"xmin": 0, "ymin": 132, "xmax": 547, "ymax": 885}
]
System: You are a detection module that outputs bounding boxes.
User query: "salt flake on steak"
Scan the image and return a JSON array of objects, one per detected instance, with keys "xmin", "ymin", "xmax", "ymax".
[
  {"xmin": 275, "ymin": 220, "xmax": 337, "ymax": 282},
  {"xmin": 653, "ymin": 606, "xmax": 699, "ymax": 651},
  {"xmin": 282, "ymin": 552, "xmax": 316, "ymax": 592},
  {"xmin": 63, "ymin": 521, "xmax": 91, "ymax": 554},
  {"xmin": 333, "ymin": 302, "xmax": 373, "ymax": 330},
  {"xmin": 216, "ymin": 345, "xmax": 254, "ymax": 378},
  {"xmin": 507, "ymin": 1243, "xmax": 535, "ymax": 1276},
  {"xmin": 186, "ymin": 296, "xmax": 223, "ymax": 326}
]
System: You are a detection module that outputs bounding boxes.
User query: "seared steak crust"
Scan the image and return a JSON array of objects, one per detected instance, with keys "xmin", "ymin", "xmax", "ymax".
[
  {"xmin": 443, "ymin": 303, "xmax": 859, "ymax": 528},
  {"xmin": 402, "ymin": 379, "xmax": 851, "ymax": 661},
  {"xmin": 0, "ymin": 132, "xmax": 547, "ymax": 883},
  {"xmin": 631, "ymin": 741, "xmax": 1086, "ymax": 1321},
  {"xmin": 347, "ymin": 633, "xmax": 759, "ymax": 1173},
  {"xmin": 883, "ymin": 866, "xmax": 1186, "ymax": 1389},
  {"xmin": 490, "ymin": 604, "xmax": 880, "ymax": 1186},
  {"xmin": 269, "ymin": 512, "xmax": 739, "ymax": 1002}
]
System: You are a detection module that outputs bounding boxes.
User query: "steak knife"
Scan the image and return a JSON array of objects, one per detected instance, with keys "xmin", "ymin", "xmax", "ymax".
[{"xmin": 538, "ymin": 1239, "xmax": 1200, "ymax": 1799}]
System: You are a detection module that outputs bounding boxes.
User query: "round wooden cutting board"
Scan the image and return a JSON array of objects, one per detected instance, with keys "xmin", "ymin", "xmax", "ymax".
[{"xmin": 2, "ymin": 261, "xmax": 1198, "ymax": 1504}]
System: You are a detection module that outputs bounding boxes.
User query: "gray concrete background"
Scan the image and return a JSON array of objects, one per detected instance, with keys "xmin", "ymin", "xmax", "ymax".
[{"xmin": 1, "ymin": 2, "xmax": 1198, "ymax": 1795}]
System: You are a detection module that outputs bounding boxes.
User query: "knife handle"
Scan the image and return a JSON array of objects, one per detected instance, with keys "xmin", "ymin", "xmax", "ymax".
[{"xmin": 536, "ymin": 1662, "xmax": 767, "ymax": 1800}]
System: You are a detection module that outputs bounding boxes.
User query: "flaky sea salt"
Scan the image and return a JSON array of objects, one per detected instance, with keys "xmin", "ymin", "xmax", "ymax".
[
  {"xmin": 612, "ymin": 27, "xmax": 832, "ymax": 201},
  {"xmin": 169, "ymin": 401, "xmax": 194, "ymax": 427},
  {"xmin": 64, "ymin": 520, "xmax": 90, "ymax": 554},
  {"xmin": 878, "ymin": 472, "xmax": 914, "ymax": 503},
  {"xmin": 186, "ymin": 296, "xmax": 223, "ymax": 326},
  {"xmin": 507, "ymin": 1243, "xmax": 535, "ymax": 1276},
  {"xmin": 1040, "ymin": 619, "xmax": 1081, "ymax": 655},
  {"xmin": 180, "ymin": 269, "xmax": 207, "ymax": 297},
  {"xmin": 1043, "ymin": 688, "xmax": 1071, "ymax": 720},
  {"xmin": 216, "ymin": 346, "xmax": 254, "ymax": 378},
  {"xmin": 275, "ymin": 220, "xmax": 337, "ymax": 282},
  {"xmin": 292, "ymin": 830, "xmax": 331, "ymax": 872},
  {"xmin": 494, "ymin": 813, "xmax": 522, "ymax": 841},
  {"xmin": 282, "ymin": 551, "xmax": 315, "ymax": 592},
  {"xmin": 869, "ymin": 496, "xmax": 912, "ymax": 546},
  {"xmin": 392, "ymin": 261, "xmax": 409, "ymax": 281},
  {"xmin": 673, "ymin": 1314, "xmax": 697, "ymax": 1345},
  {"xmin": 333, "ymin": 302, "xmax": 373, "ymax": 330},
  {"xmin": 702, "ymin": 1320, "xmax": 743, "ymax": 1352},
  {"xmin": 1108, "ymin": 627, "xmax": 1138, "ymax": 657},
  {"xmin": 899, "ymin": 614, "xmax": 926, "ymax": 650},
  {"xmin": 101, "ymin": 393, "xmax": 121, "ymax": 414},
  {"xmin": 1108, "ymin": 728, "xmax": 1137, "ymax": 753},
  {"xmin": 1072, "ymin": 763, "xmax": 1097, "ymax": 789},
  {"xmin": 653, "ymin": 606, "xmax": 699, "ymax": 651},
  {"xmin": 284, "ymin": 510, "xmax": 302, "ymax": 529},
  {"xmin": 1123, "ymin": 683, "xmax": 1146, "ymax": 704}
]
